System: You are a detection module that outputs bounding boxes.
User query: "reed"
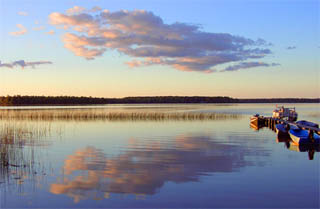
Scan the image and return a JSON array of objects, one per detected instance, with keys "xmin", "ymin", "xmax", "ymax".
[
  {"xmin": 0, "ymin": 109, "xmax": 242, "ymax": 121},
  {"xmin": 0, "ymin": 121, "xmax": 51, "ymax": 192}
]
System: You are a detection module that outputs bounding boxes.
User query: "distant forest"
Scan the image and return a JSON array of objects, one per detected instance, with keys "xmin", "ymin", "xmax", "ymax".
[{"xmin": 0, "ymin": 96, "xmax": 319, "ymax": 106}]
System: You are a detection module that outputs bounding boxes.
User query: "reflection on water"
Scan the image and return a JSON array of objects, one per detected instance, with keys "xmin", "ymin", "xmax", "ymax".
[
  {"xmin": 250, "ymin": 117, "xmax": 320, "ymax": 160},
  {"xmin": 0, "ymin": 121, "xmax": 54, "ymax": 197},
  {"xmin": 286, "ymin": 141, "xmax": 320, "ymax": 160},
  {"xmin": 50, "ymin": 134, "xmax": 268, "ymax": 203},
  {"xmin": 0, "ymin": 104, "xmax": 318, "ymax": 208}
]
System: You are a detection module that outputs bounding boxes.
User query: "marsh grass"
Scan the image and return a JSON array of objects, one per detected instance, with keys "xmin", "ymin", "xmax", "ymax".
[
  {"xmin": 0, "ymin": 121, "xmax": 51, "ymax": 193},
  {"xmin": 0, "ymin": 109, "xmax": 242, "ymax": 121}
]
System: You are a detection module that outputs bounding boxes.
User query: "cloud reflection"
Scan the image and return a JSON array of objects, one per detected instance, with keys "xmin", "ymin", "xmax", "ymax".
[{"xmin": 50, "ymin": 135, "xmax": 268, "ymax": 202}]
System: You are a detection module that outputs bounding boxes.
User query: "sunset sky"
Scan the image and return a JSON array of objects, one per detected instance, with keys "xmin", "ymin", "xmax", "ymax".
[{"xmin": 0, "ymin": 0, "xmax": 319, "ymax": 98}]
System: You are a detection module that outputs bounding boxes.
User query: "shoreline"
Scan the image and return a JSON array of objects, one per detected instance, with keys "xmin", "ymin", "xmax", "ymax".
[{"xmin": 0, "ymin": 96, "xmax": 319, "ymax": 106}]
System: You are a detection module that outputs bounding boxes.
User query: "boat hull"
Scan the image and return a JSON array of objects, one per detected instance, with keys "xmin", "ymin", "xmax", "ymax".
[
  {"xmin": 275, "ymin": 124, "xmax": 290, "ymax": 139},
  {"xmin": 250, "ymin": 116, "xmax": 259, "ymax": 125},
  {"xmin": 296, "ymin": 120, "xmax": 319, "ymax": 128},
  {"xmin": 289, "ymin": 129, "xmax": 320, "ymax": 145}
]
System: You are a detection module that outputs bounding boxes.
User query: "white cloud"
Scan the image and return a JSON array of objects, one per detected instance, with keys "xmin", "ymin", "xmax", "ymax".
[
  {"xmin": 49, "ymin": 8, "xmax": 275, "ymax": 73},
  {"xmin": 0, "ymin": 60, "xmax": 53, "ymax": 69},
  {"xmin": 9, "ymin": 24, "xmax": 27, "ymax": 36}
]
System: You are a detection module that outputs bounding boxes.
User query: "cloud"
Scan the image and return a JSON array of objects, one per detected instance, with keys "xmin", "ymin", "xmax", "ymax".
[
  {"xmin": 50, "ymin": 134, "xmax": 268, "ymax": 202},
  {"xmin": 66, "ymin": 6, "xmax": 86, "ymax": 15},
  {"xmin": 286, "ymin": 46, "xmax": 296, "ymax": 50},
  {"xmin": 9, "ymin": 24, "xmax": 27, "ymax": 36},
  {"xmin": 62, "ymin": 33, "xmax": 106, "ymax": 59},
  {"xmin": 18, "ymin": 11, "xmax": 28, "ymax": 16},
  {"xmin": 89, "ymin": 6, "xmax": 102, "ymax": 13},
  {"xmin": 0, "ymin": 60, "xmax": 53, "ymax": 69},
  {"xmin": 66, "ymin": 6, "xmax": 102, "ymax": 16},
  {"xmin": 221, "ymin": 62, "xmax": 280, "ymax": 72},
  {"xmin": 46, "ymin": 30, "xmax": 55, "ymax": 35},
  {"xmin": 49, "ymin": 8, "xmax": 275, "ymax": 73},
  {"xmin": 33, "ymin": 26, "xmax": 46, "ymax": 31}
]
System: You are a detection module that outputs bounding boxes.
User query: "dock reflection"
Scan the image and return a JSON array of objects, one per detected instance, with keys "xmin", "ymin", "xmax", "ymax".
[{"xmin": 50, "ymin": 134, "xmax": 268, "ymax": 203}]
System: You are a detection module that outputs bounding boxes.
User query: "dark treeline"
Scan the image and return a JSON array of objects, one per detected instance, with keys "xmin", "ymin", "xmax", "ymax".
[{"xmin": 0, "ymin": 95, "xmax": 319, "ymax": 106}]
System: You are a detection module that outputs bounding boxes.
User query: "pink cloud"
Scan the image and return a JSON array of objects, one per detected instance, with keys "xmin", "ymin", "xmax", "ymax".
[
  {"xmin": 9, "ymin": 24, "xmax": 27, "ymax": 36},
  {"xmin": 49, "ymin": 8, "xmax": 275, "ymax": 73}
]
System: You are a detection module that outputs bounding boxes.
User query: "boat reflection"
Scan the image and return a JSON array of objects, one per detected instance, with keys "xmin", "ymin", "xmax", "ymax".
[
  {"xmin": 251, "ymin": 118, "xmax": 320, "ymax": 160},
  {"xmin": 286, "ymin": 141, "xmax": 319, "ymax": 160},
  {"xmin": 50, "ymin": 135, "xmax": 269, "ymax": 203},
  {"xmin": 274, "ymin": 134, "xmax": 319, "ymax": 160}
]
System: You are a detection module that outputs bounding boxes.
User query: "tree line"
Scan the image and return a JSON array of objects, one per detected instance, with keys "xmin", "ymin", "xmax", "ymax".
[{"xmin": 0, "ymin": 95, "xmax": 319, "ymax": 106}]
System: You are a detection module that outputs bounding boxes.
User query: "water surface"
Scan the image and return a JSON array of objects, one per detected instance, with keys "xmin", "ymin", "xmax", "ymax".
[{"xmin": 0, "ymin": 103, "xmax": 319, "ymax": 208}]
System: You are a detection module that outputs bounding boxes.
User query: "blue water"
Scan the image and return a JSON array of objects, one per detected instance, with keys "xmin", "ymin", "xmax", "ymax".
[{"xmin": 0, "ymin": 103, "xmax": 319, "ymax": 208}]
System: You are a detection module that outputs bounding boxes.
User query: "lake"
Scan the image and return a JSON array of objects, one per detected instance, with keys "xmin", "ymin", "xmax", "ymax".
[{"xmin": 0, "ymin": 103, "xmax": 319, "ymax": 208}]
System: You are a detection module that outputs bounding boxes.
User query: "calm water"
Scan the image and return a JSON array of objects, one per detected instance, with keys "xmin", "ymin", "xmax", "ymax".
[{"xmin": 0, "ymin": 104, "xmax": 319, "ymax": 208}]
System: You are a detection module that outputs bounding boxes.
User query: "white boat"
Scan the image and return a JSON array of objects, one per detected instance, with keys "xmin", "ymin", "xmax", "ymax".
[{"xmin": 272, "ymin": 106, "xmax": 298, "ymax": 121}]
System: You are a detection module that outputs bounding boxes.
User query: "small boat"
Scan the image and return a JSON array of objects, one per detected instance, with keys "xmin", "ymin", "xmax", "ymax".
[
  {"xmin": 296, "ymin": 120, "xmax": 319, "ymax": 128},
  {"xmin": 272, "ymin": 106, "xmax": 298, "ymax": 121},
  {"xmin": 250, "ymin": 114, "xmax": 266, "ymax": 127},
  {"xmin": 250, "ymin": 123, "xmax": 259, "ymax": 131},
  {"xmin": 289, "ymin": 125, "xmax": 320, "ymax": 145},
  {"xmin": 250, "ymin": 114, "xmax": 260, "ymax": 125},
  {"xmin": 275, "ymin": 123, "xmax": 290, "ymax": 139},
  {"xmin": 275, "ymin": 123, "xmax": 289, "ymax": 134}
]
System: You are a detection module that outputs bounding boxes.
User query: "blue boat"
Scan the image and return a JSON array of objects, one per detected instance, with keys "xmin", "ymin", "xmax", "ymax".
[
  {"xmin": 296, "ymin": 120, "xmax": 319, "ymax": 128},
  {"xmin": 275, "ymin": 123, "xmax": 290, "ymax": 139},
  {"xmin": 275, "ymin": 124, "xmax": 289, "ymax": 134},
  {"xmin": 289, "ymin": 125, "xmax": 320, "ymax": 145}
]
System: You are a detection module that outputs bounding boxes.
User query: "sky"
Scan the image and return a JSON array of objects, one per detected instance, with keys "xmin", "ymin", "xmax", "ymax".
[{"xmin": 0, "ymin": 0, "xmax": 319, "ymax": 98}]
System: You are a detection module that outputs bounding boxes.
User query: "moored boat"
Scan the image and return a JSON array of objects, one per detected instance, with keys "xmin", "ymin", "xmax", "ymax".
[
  {"xmin": 250, "ymin": 114, "xmax": 260, "ymax": 125},
  {"xmin": 275, "ymin": 123, "xmax": 289, "ymax": 134},
  {"xmin": 272, "ymin": 106, "xmax": 298, "ymax": 121},
  {"xmin": 275, "ymin": 123, "xmax": 290, "ymax": 139},
  {"xmin": 296, "ymin": 120, "xmax": 319, "ymax": 128},
  {"xmin": 289, "ymin": 125, "xmax": 320, "ymax": 145},
  {"xmin": 250, "ymin": 114, "xmax": 266, "ymax": 130}
]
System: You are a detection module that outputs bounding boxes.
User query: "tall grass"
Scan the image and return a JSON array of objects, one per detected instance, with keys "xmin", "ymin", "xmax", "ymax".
[
  {"xmin": 0, "ymin": 121, "xmax": 52, "ymax": 193},
  {"xmin": 0, "ymin": 109, "xmax": 242, "ymax": 121}
]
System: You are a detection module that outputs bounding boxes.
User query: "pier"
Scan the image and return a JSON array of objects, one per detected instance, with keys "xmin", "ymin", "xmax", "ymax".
[{"xmin": 251, "ymin": 116, "xmax": 320, "ymax": 135}]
